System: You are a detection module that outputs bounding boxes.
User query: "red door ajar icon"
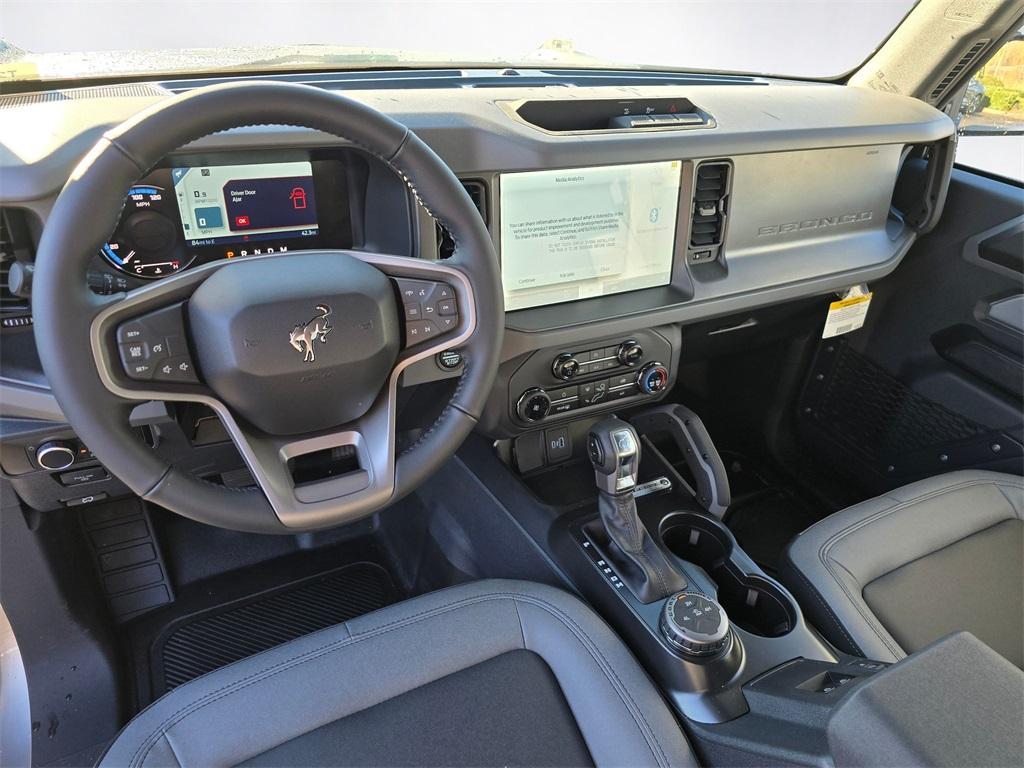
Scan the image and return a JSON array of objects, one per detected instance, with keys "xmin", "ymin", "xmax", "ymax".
[{"xmin": 290, "ymin": 187, "xmax": 308, "ymax": 210}]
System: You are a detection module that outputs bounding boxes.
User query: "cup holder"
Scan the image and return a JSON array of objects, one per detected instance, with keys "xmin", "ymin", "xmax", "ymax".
[{"xmin": 660, "ymin": 512, "xmax": 797, "ymax": 638}]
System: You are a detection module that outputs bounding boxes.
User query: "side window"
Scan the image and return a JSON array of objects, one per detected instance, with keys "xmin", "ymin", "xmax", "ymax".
[{"xmin": 955, "ymin": 33, "xmax": 1024, "ymax": 183}]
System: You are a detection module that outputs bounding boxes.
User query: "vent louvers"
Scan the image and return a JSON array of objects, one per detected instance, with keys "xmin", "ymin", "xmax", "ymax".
[
  {"xmin": 688, "ymin": 162, "xmax": 731, "ymax": 263},
  {"xmin": 929, "ymin": 40, "xmax": 989, "ymax": 104},
  {"xmin": 0, "ymin": 209, "xmax": 31, "ymax": 316},
  {"xmin": 438, "ymin": 180, "xmax": 488, "ymax": 259}
]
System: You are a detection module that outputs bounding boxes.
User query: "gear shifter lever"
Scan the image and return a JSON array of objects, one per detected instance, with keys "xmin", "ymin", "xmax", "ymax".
[{"xmin": 587, "ymin": 418, "xmax": 686, "ymax": 603}]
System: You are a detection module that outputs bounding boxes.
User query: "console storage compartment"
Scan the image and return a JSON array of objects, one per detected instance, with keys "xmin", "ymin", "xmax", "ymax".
[{"xmin": 660, "ymin": 511, "xmax": 796, "ymax": 637}]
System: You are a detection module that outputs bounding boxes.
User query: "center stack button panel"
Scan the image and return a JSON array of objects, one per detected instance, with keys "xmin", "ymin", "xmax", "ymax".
[{"xmin": 506, "ymin": 328, "xmax": 678, "ymax": 426}]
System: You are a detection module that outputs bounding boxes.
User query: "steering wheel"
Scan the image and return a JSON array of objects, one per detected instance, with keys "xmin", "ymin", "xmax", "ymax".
[{"xmin": 33, "ymin": 82, "xmax": 503, "ymax": 533}]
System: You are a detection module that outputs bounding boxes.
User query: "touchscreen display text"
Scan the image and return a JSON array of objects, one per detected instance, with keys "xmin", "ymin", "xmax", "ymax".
[{"xmin": 500, "ymin": 161, "xmax": 681, "ymax": 311}]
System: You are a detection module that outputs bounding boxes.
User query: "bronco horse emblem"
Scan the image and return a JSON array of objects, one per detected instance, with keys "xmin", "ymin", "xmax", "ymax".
[{"xmin": 289, "ymin": 304, "xmax": 334, "ymax": 363}]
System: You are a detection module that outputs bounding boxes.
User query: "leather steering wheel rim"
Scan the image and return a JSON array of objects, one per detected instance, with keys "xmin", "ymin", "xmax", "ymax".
[{"xmin": 33, "ymin": 82, "xmax": 503, "ymax": 533}]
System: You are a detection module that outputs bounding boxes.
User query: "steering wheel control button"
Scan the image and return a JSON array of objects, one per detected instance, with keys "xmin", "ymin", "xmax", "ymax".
[
  {"xmin": 660, "ymin": 592, "xmax": 731, "ymax": 657},
  {"xmin": 638, "ymin": 362, "xmax": 670, "ymax": 394},
  {"xmin": 118, "ymin": 303, "xmax": 191, "ymax": 381},
  {"xmin": 36, "ymin": 441, "xmax": 77, "ymax": 471},
  {"xmin": 397, "ymin": 278, "xmax": 460, "ymax": 347},
  {"xmin": 517, "ymin": 388, "xmax": 551, "ymax": 423},
  {"xmin": 405, "ymin": 320, "xmax": 439, "ymax": 345},
  {"xmin": 152, "ymin": 356, "xmax": 199, "ymax": 383}
]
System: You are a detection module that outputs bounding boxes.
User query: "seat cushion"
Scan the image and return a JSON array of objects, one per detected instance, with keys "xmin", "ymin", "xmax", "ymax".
[
  {"xmin": 99, "ymin": 579, "xmax": 696, "ymax": 768},
  {"xmin": 781, "ymin": 471, "xmax": 1024, "ymax": 665}
]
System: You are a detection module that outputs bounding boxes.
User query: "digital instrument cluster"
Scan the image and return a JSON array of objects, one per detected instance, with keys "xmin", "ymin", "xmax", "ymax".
[{"xmin": 100, "ymin": 157, "xmax": 353, "ymax": 280}]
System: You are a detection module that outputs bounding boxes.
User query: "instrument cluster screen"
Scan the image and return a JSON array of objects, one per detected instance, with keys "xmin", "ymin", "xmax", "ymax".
[
  {"xmin": 172, "ymin": 161, "xmax": 319, "ymax": 253},
  {"xmin": 500, "ymin": 161, "xmax": 681, "ymax": 311},
  {"xmin": 99, "ymin": 156, "xmax": 352, "ymax": 280}
]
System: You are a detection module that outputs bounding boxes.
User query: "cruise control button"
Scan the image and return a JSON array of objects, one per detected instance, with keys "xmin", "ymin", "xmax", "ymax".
[
  {"xmin": 117, "ymin": 322, "xmax": 147, "ymax": 343},
  {"xmin": 153, "ymin": 356, "xmax": 198, "ymax": 383},
  {"xmin": 124, "ymin": 360, "xmax": 155, "ymax": 380},
  {"xmin": 120, "ymin": 342, "xmax": 148, "ymax": 363}
]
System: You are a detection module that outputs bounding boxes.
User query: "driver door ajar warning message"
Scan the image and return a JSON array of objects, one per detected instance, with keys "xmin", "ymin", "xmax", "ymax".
[{"xmin": 500, "ymin": 161, "xmax": 681, "ymax": 311}]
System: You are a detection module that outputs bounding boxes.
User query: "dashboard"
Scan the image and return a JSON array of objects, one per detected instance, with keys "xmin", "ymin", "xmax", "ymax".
[{"xmin": 0, "ymin": 69, "xmax": 955, "ymax": 510}]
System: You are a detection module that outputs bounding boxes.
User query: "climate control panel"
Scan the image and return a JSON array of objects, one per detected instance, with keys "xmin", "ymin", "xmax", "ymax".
[{"xmin": 506, "ymin": 330, "xmax": 678, "ymax": 426}]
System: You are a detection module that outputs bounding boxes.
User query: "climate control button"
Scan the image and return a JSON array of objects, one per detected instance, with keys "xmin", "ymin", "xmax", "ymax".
[
  {"xmin": 617, "ymin": 339, "xmax": 644, "ymax": 367},
  {"xmin": 517, "ymin": 388, "xmax": 552, "ymax": 423}
]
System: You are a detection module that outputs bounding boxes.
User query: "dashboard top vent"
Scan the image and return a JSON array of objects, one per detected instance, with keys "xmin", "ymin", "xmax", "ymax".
[
  {"xmin": 160, "ymin": 68, "xmax": 767, "ymax": 95},
  {"xmin": 0, "ymin": 209, "xmax": 32, "ymax": 315},
  {"xmin": 929, "ymin": 40, "xmax": 990, "ymax": 104},
  {"xmin": 438, "ymin": 180, "xmax": 487, "ymax": 259},
  {"xmin": 688, "ymin": 161, "xmax": 731, "ymax": 264},
  {"xmin": 0, "ymin": 83, "xmax": 166, "ymax": 109}
]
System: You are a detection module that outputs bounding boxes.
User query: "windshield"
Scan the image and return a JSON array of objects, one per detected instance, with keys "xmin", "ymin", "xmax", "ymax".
[{"xmin": 2, "ymin": 0, "xmax": 918, "ymax": 85}]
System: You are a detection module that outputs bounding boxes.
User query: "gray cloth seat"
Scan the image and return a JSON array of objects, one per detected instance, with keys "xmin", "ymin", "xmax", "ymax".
[
  {"xmin": 781, "ymin": 470, "xmax": 1023, "ymax": 667},
  {"xmin": 99, "ymin": 579, "xmax": 697, "ymax": 767}
]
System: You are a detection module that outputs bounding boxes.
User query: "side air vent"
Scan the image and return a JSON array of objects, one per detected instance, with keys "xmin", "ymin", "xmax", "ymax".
[
  {"xmin": 688, "ymin": 161, "xmax": 731, "ymax": 264},
  {"xmin": 0, "ymin": 209, "xmax": 33, "ymax": 320},
  {"xmin": 438, "ymin": 180, "xmax": 488, "ymax": 259},
  {"xmin": 929, "ymin": 40, "xmax": 990, "ymax": 104}
]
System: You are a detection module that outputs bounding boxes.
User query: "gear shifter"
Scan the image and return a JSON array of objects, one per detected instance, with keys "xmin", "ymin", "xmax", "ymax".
[{"xmin": 587, "ymin": 418, "xmax": 686, "ymax": 603}]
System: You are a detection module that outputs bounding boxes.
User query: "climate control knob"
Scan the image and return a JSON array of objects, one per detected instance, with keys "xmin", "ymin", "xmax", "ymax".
[
  {"xmin": 516, "ymin": 388, "xmax": 552, "ymax": 423},
  {"xmin": 637, "ymin": 362, "xmax": 670, "ymax": 394},
  {"xmin": 551, "ymin": 353, "xmax": 580, "ymax": 381},
  {"xmin": 660, "ymin": 592, "xmax": 731, "ymax": 657},
  {"xmin": 36, "ymin": 441, "xmax": 77, "ymax": 471},
  {"xmin": 617, "ymin": 339, "xmax": 644, "ymax": 367}
]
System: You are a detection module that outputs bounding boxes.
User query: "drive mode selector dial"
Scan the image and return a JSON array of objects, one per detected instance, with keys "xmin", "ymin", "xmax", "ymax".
[{"xmin": 660, "ymin": 592, "xmax": 731, "ymax": 656}]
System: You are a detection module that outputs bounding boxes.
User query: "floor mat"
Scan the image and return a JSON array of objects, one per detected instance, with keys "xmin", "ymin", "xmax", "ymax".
[{"xmin": 153, "ymin": 563, "xmax": 398, "ymax": 694}]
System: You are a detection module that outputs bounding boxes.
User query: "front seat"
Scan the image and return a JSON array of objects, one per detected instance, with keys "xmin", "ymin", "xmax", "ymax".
[
  {"xmin": 99, "ymin": 580, "xmax": 696, "ymax": 767},
  {"xmin": 782, "ymin": 470, "xmax": 1023, "ymax": 668}
]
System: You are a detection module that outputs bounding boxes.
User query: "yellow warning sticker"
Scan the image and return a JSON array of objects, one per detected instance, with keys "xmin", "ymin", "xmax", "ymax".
[{"xmin": 822, "ymin": 292, "xmax": 872, "ymax": 339}]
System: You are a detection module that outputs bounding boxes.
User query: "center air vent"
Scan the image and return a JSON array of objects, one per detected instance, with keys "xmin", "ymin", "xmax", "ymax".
[
  {"xmin": 688, "ymin": 161, "xmax": 731, "ymax": 264},
  {"xmin": 437, "ymin": 180, "xmax": 488, "ymax": 259},
  {"xmin": 0, "ymin": 209, "xmax": 32, "ymax": 321}
]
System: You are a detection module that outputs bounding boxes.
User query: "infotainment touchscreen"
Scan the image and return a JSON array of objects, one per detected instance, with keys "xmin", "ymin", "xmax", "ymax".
[
  {"xmin": 500, "ymin": 161, "xmax": 681, "ymax": 311},
  {"xmin": 171, "ymin": 161, "xmax": 319, "ymax": 250}
]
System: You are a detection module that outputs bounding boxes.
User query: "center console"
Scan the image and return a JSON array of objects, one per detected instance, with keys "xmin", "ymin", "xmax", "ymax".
[{"xmin": 536, "ymin": 402, "xmax": 922, "ymax": 765}]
